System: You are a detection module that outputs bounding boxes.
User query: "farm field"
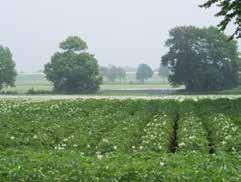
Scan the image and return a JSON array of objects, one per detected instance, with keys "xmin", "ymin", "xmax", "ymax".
[
  {"xmin": 3, "ymin": 73, "xmax": 174, "ymax": 95},
  {"xmin": 1, "ymin": 98, "xmax": 241, "ymax": 181},
  {"xmin": 6, "ymin": 73, "xmax": 241, "ymax": 96}
]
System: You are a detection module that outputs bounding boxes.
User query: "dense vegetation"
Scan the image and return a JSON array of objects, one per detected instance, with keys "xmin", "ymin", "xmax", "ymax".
[
  {"xmin": 0, "ymin": 46, "xmax": 17, "ymax": 91},
  {"xmin": 1, "ymin": 98, "xmax": 241, "ymax": 181},
  {"xmin": 162, "ymin": 26, "xmax": 241, "ymax": 92},
  {"xmin": 44, "ymin": 36, "xmax": 102, "ymax": 94}
]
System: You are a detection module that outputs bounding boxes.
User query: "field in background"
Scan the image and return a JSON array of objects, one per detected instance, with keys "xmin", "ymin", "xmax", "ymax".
[
  {"xmin": 4, "ymin": 73, "xmax": 241, "ymax": 95},
  {"xmin": 3, "ymin": 73, "xmax": 177, "ymax": 95}
]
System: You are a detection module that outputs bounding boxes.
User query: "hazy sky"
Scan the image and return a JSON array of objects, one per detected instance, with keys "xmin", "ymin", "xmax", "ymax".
[{"xmin": 0, "ymin": 0, "xmax": 239, "ymax": 72}]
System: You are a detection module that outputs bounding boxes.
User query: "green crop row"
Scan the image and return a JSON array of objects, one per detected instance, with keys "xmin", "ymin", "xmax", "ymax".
[
  {"xmin": 1, "ymin": 150, "xmax": 241, "ymax": 182},
  {"xmin": 139, "ymin": 113, "xmax": 174, "ymax": 153},
  {"xmin": 205, "ymin": 114, "xmax": 241, "ymax": 153},
  {"xmin": 1, "ymin": 98, "xmax": 241, "ymax": 181},
  {"xmin": 177, "ymin": 113, "xmax": 209, "ymax": 153}
]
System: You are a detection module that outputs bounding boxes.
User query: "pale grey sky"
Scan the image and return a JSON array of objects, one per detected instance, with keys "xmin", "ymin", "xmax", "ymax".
[{"xmin": 0, "ymin": 0, "xmax": 239, "ymax": 72}]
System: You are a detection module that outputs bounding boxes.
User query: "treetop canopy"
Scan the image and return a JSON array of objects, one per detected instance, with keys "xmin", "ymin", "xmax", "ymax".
[
  {"xmin": 59, "ymin": 36, "xmax": 88, "ymax": 52},
  {"xmin": 201, "ymin": 0, "xmax": 241, "ymax": 39}
]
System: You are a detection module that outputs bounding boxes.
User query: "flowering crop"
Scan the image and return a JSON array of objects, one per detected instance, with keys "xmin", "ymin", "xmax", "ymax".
[
  {"xmin": 97, "ymin": 113, "xmax": 148, "ymax": 153},
  {"xmin": 1, "ymin": 98, "xmax": 241, "ymax": 181},
  {"xmin": 207, "ymin": 114, "xmax": 241, "ymax": 153},
  {"xmin": 177, "ymin": 113, "xmax": 209, "ymax": 153},
  {"xmin": 139, "ymin": 113, "xmax": 174, "ymax": 153}
]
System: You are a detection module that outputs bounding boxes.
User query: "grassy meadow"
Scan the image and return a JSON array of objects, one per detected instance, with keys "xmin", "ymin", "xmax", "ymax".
[{"xmin": 3, "ymin": 73, "xmax": 176, "ymax": 95}]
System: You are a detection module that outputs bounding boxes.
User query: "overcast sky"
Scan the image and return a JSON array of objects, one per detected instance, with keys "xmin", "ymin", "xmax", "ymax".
[{"xmin": 0, "ymin": 0, "xmax": 239, "ymax": 72}]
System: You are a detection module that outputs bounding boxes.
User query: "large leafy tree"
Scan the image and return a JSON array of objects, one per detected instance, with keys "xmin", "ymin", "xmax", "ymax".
[
  {"xmin": 201, "ymin": 0, "xmax": 241, "ymax": 39},
  {"xmin": 136, "ymin": 64, "xmax": 153, "ymax": 83},
  {"xmin": 162, "ymin": 26, "xmax": 240, "ymax": 92},
  {"xmin": 44, "ymin": 36, "xmax": 102, "ymax": 93},
  {"xmin": 0, "ymin": 46, "xmax": 17, "ymax": 90}
]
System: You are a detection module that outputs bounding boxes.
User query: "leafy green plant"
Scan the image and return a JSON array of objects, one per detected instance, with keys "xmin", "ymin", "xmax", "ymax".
[
  {"xmin": 1, "ymin": 99, "xmax": 241, "ymax": 181},
  {"xmin": 177, "ymin": 113, "xmax": 209, "ymax": 153}
]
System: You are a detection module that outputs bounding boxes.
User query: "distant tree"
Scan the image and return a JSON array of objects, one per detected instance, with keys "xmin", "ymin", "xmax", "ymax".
[
  {"xmin": 162, "ymin": 26, "xmax": 240, "ymax": 92},
  {"xmin": 100, "ymin": 65, "xmax": 126, "ymax": 83},
  {"xmin": 136, "ymin": 64, "xmax": 153, "ymax": 84},
  {"xmin": 116, "ymin": 67, "xmax": 126, "ymax": 83},
  {"xmin": 100, "ymin": 66, "xmax": 108, "ymax": 77},
  {"xmin": 44, "ymin": 36, "xmax": 102, "ymax": 93},
  {"xmin": 105, "ymin": 65, "xmax": 118, "ymax": 83},
  {"xmin": 0, "ymin": 46, "xmax": 17, "ymax": 90},
  {"xmin": 200, "ymin": 0, "xmax": 241, "ymax": 39}
]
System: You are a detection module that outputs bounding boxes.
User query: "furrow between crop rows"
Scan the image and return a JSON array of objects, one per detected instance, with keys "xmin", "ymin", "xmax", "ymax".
[{"xmin": 169, "ymin": 112, "xmax": 179, "ymax": 153}]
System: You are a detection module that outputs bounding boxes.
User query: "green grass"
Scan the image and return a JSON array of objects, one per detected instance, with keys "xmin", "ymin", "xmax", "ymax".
[
  {"xmin": 3, "ymin": 73, "xmax": 174, "ymax": 95},
  {"xmin": 1, "ymin": 98, "xmax": 241, "ymax": 181},
  {"xmin": 5, "ymin": 85, "xmax": 52, "ymax": 93},
  {"xmin": 4, "ymin": 73, "xmax": 241, "ymax": 96},
  {"xmin": 4, "ymin": 73, "xmax": 52, "ymax": 94},
  {"xmin": 15, "ymin": 73, "xmax": 49, "ymax": 85},
  {"xmin": 121, "ymin": 72, "xmax": 168, "ymax": 84},
  {"xmin": 218, "ymin": 85, "xmax": 241, "ymax": 94},
  {"xmin": 9, "ymin": 73, "xmax": 241, "ymax": 96},
  {"xmin": 101, "ymin": 83, "xmax": 173, "ymax": 90}
]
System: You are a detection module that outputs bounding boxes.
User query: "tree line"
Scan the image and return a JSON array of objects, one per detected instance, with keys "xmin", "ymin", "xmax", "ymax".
[
  {"xmin": 0, "ymin": 26, "xmax": 240, "ymax": 93},
  {"xmin": 0, "ymin": 1, "xmax": 241, "ymax": 93},
  {"xmin": 0, "ymin": 36, "xmax": 164, "ymax": 94},
  {"xmin": 100, "ymin": 64, "xmax": 167, "ymax": 84}
]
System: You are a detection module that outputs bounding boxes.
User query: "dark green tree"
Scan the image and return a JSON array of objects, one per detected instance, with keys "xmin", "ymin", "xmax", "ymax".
[
  {"xmin": 44, "ymin": 36, "xmax": 102, "ymax": 93},
  {"xmin": 200, "ymin": 0, "xmax": 241, "ymax": 39},
  {"xmin": 162, "ymin": 26, "xmax": 240, "ymax": 92},
  {"xmin": 136, "ymin": 64, "xmax": 153, "ymax": 83},
  {"xmin": 0, "ymin": 46, "xmax": 17, "ymax": 90}
]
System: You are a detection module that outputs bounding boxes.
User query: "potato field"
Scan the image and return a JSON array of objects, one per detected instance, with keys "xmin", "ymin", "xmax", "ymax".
[{"xmin": 1, "ymin": 98, "xmax": 241, "ymax": 181}]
